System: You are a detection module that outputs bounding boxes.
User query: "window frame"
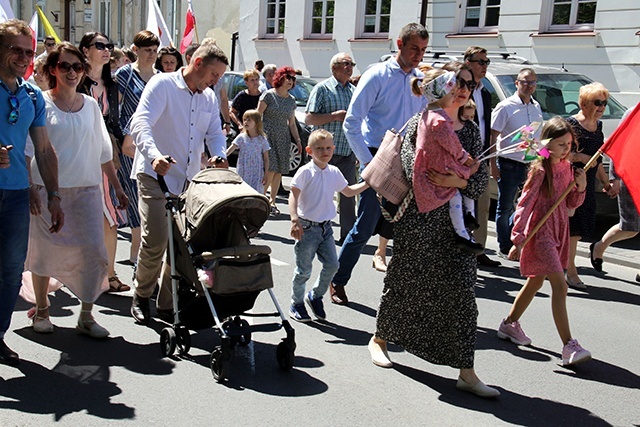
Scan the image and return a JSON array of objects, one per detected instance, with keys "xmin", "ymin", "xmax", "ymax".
[
  {"xmin": 306, "ymin": 0, "xmax": 335, "ymax": 39},
  {"xmin": 545, "ymin": 0, "xmax": 597, "ymax": 32},
  {"xmin": 260, "ymin": 0, "xmax": 287, "ymax": 39},
  {"xmin": 99, "ymin": 0, "xmax": 111, "ymax": 37},
  {"xmin": 459, "ymin": 0, "xmax": 501, "ymax": 33},
  {"xmin": 357, "ymin": 0, "xmax": 392, "ymax": 39}
]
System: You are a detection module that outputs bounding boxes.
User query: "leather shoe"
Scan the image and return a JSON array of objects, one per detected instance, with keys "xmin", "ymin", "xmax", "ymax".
[
  {"xmin": 456, "ymin": 376, "xmax": 500, "ymax": 398},
  {"xmin": 131, "ymin": 294, "xmax": 151, "ymax": 325},
  {"xmin": 636, "ymin": 273, "xmax": 640, "ymax": 283},
  {"xmin": 156, "ymin": 308, "xmax": 175, "ymax": 324},
  {"xmin": 0, "ymin": 339, "xmax": 19, "ymax": 367},
  {"xmin": 589, "ymin": 241, "xmax": 603, "ymax": 273},
  {"xmin": 477, "ymin": 253, "xmax": 501, "ymax": 267},
  {"xmin": 329, "ymin": 283, "xmax": 348, "ymax": 305}
]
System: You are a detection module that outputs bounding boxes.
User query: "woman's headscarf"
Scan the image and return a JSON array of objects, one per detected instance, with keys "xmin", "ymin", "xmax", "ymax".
[{"xmin": 421, "ymin": 71, "xmax": 456, "ymax": 104}]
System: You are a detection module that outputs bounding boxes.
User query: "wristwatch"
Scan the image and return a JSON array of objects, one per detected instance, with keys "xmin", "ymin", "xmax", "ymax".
[{"xmin": 47, "ymin": 190, "xmax": 61, "ymax": 201}]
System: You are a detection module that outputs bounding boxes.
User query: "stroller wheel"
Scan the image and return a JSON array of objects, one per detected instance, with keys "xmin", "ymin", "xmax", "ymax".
[
  {"xmin": 210, "ymin": 348, "xmax": 227, "ymax": 382},
  {"xmin": 160, "ymin": 327, "xmax": 176, "ymax": 357},
  {"xmin": 176, "ymin": 326, "xmax": 191, "ymax": 355},
  {"xmin": 276, "ymin": 341, "xmax": 294, "ymax": 371},
  {"xmin": 235, "ymin": 318, "xmax": 252, "ymax": 346}
]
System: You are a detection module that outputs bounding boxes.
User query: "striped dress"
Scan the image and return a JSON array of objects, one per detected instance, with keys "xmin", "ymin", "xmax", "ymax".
[{"xmin": 115, "ymin": 64, "xmax": 159, "ymax": 228}]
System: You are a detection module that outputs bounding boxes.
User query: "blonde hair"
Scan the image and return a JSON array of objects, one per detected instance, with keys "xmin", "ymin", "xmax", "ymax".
[
  {"xmin": 308, "ymin": 129, "xmax": 333, "ymax": 147},
  {"xmin": 578, "ymin": 82, "xmax": 609, "ymax": 105},
  {"xmin": 242, "ymin": 109, "xmax": 265, "ymax": 137},
  {"xmin": 243, "ymin": 69, "xmax": 260, "ymax": 80},
  {"xmin": 458, "ymin": 98, "xmax": 476, "ymax": 121}
]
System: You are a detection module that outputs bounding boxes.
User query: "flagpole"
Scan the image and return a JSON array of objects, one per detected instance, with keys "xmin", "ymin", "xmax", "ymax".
[
  {"xmin": 520, "ymin": 150, "xmax": 603, "ymax": 249},
  {"xmin": 190, "ymin": 0, "xmax": 199, "ymax": 44}
]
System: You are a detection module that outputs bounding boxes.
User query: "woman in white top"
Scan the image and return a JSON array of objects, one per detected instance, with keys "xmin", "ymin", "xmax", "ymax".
[{"xmin": 26, "ymin": 42, "xmax": 128, "ymax": 338}]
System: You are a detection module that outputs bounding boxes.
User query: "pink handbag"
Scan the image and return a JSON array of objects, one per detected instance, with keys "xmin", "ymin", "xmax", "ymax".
[{"xmin": 361, "ymin": 119, "xmax": 412, "ymax": 205}]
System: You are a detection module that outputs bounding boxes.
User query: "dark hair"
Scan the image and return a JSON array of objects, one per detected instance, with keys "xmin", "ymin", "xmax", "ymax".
[
  {"xmin": 398, "ymin": 22, "xmax": 429, "ymax": 45},
  {"xmin": 78, "ymin": 32, "xmax": 115, "ymax": 86},
  {"xmin": 254, "ymin": 59, "xmax": 264, "ymax": 71},
  {"xmin": 44, "ymin": 42, "xmax": 89, "ymax": 89},
  {"xmin": 155, "ymin": 46, "xmax": 184, "ymax": 72},
  {"xmin": 122, "ymin": 47, "xmax": 137, "ymax": 62},
  {"xmin": 463, "ymin": 46, "xmax": 487, "ymax": 62},
  {"xmin": 184, "ymin": 43, "xmax": 200, "ymax": 60},
  {"xmin": 44, "ymin": 35, "xmax": 56, "ymax": 42},
  {"xmin": 0, "ymin": 19, "xmax": 32, "ymax": 44},
  {"xmin": 272, "ymin": 66, "xmax": 296, "ymax": 88},
  {"xmin": 132, "ymin": 30, "xmax": 160, "ymax": 48}
]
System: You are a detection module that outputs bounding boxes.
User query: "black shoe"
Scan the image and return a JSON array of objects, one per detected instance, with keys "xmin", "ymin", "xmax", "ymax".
[
  {"xmin": 455, "ymin": 235, "xmax": 485, "ymax": 255},
  {"xmin": 464, "ymin": 213, "xmax": 480, "ymax": 231},
  {"xmin": 131, "ymin": 294, "xmax": 150, "ymax": 325},
  {"xmin": 0, "ymin": 339, "xmax": 19, "ymax": 367},
  {"xmin": 635, "ymin": 273, "xmax": 640, "ymax": 283},
  {"xmin": 477, "ymin": 253, "xmax": 501, "ymax": 267},
  {"xmin": 589, "ymin": 242, "xmax": 603, "ymax": 273},
  {"xmin": 156, "ymin": 308, "xmax": 174, "ymax": 324}
]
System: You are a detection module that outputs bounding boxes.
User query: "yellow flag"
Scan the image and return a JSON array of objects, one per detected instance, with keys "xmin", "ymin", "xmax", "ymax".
[{"xmin": 36, "ymin": 5, "xmax": 61, "ymax": 43}]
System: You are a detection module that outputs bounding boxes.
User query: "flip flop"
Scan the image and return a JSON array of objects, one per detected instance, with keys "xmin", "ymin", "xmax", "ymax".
[{"xmin": 589, "ymin": 241, "xmax": 603, "ymax": 273}]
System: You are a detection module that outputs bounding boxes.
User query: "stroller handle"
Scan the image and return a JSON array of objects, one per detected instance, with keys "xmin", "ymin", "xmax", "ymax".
[
  {"xmin": 156, "ymin": 156, "xmax": 174, "ymax": 195},
  {"xmin": 201, "ymin": 245, "xmax": 272, "ymax": 261}
]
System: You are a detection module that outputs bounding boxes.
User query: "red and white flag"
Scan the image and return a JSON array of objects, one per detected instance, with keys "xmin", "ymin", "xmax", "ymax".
[
  {"xmin": 24, "ymin": 12, "xmax": 39, "ymax": 80},
  {"xmin": 146, "ymin": 0, "xmax": 173, "ymax": 48},
  {"xmin": 601, "ymin": 102, "xmax": 640, "ymax": 211},
  {"xmin": 179, "ymin": 0, "xmax": 196, "ymax": 54}
]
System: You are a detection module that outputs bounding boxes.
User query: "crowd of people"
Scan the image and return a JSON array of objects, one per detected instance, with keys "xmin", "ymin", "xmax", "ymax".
[{"xmin": 1, "ymin": 18, "xmax": 639, "ymax": 399}]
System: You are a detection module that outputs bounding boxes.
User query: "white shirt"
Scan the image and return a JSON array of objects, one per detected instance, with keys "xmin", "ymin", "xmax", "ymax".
[
  {"xmin": 130, "ymin": 68, "xmax": 227, "ymax": 194},
  {"xmin": 290, "ymin": 161, "xmax": 348, "ymax": 223},
  {"xmin": 471, "ymin": 83, "xmax": 486, "ymax": 145},
  {"xmin": 491, "ymin": 92, "xmax": 543, "ymax": 163},
  {"xmin": 31, "ymin": 93, "xmax": 111, "ymax": 188}
]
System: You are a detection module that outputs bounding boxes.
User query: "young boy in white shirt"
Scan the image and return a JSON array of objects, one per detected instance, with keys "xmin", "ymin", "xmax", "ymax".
[{"xmin": 288, "ymin": 129, "xmax": 368, "ymax": 322}]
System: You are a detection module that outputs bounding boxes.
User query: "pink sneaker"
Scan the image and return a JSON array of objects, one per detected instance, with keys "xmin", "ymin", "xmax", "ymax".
[
  {"xmin": 562, "ymin": 339, "xmax": 591, "ymax": 366},
  {"xmin": 497, "ymin": 319, "xmax": 532, "ymax": 346}
]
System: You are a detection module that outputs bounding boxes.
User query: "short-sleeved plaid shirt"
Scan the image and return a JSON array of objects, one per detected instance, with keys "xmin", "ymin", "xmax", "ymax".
[{"xmin": 305, "ymin": 76, "xmax": 355, "ymax": 157}]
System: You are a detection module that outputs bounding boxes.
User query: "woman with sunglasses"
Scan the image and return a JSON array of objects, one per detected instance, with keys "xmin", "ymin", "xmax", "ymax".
[
  {"xmin": 24, "ymin": 42, "xmax": 128, "ymax": 338},
  {"xmin": 257, "ymin": 66, "xmax": 302, "ymax": 213},
  {"xmin": 114, "ymin": 30, "xmax": 160, "ymax": 272},
  {"xmin": 564, "ymin": 82, "xmax": 611, "ymax": 290},
  {"xmin": 78, "ymin": 32, "xmax": 130, "ymax": 293}
]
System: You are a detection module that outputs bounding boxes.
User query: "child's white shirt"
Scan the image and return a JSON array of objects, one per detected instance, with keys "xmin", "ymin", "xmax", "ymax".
[{"xmin": 290, "ymin": 161, "xmax": 348, "ymax": 223}]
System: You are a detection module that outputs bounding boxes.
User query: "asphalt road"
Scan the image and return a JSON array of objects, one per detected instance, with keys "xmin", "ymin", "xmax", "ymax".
[{"xmin": 1, "ymin": 189, "xmax": 639, "ymax": 426}]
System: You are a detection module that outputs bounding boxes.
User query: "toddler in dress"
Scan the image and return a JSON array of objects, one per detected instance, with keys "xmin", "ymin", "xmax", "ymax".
[
  {"xmin": 225, "ymin": 109, "xmax": 270, "ymax": 193},
  {"xmin": 413, "ymin": 69, "xmax": 481, "ymax": 253}
]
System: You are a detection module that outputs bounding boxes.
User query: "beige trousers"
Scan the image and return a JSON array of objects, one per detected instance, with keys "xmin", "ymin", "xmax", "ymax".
[{"xmin": 134, "ymin": 173, "xmax": 174, "ymax": 310}]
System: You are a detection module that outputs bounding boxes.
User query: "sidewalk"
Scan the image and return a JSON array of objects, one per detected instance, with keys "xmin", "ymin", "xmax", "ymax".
[{"xmin": 280, "ymin": 174, "xmax": 639, "ymax": 271}]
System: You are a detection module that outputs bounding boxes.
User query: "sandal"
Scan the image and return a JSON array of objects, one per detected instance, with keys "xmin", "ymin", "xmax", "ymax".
[
  {"xmin": 77, "ymin": 311, "xmax": 109, "ymax": 339},
  {"xmin": 270, "ymin": 205, "xmax": 280, "ymax": 216},
  {"xmin": 108, "ymin": 276, "xmax": 131, "ymax": 293},
  {"xmin": 30, "ymin": 306, "xmax": 54, "ymax": 334}
]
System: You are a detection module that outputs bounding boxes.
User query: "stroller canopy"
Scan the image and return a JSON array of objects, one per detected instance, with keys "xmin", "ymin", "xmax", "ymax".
[{"xmin": 179, "ymin": 169, "xmax": 270, "ymax": 245}]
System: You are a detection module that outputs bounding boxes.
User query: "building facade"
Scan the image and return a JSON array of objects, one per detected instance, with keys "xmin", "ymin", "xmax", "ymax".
[{"xmin": 236, "ymin": 0, "xmax": 640, "ymax": 106}]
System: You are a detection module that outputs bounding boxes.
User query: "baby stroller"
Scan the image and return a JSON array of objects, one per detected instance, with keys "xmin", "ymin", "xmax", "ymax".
[{"xmin": 157, "ymin": 168, "xmax": 295, "ymax": 381}]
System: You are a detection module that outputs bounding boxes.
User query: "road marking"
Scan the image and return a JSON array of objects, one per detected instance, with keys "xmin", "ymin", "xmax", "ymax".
[{"xmin": 270, "ymin": 257, "xmax": 289, "ymax": 266}]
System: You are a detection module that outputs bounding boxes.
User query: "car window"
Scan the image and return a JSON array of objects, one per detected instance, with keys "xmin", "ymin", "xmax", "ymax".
[
  {"xmin": 481, "ymin": 78, "xmax": 502, "ymax": 111},
  {"xmin": 493, "ymin": 73, "xmax": 626, "ymax": 120},
  {"xmin": 289, "ymin": 79, "xmax": 317, "ymax": 107},
  {"xmin": 229, "ymin": 75, "xmax": 247, "ymax": 100}
]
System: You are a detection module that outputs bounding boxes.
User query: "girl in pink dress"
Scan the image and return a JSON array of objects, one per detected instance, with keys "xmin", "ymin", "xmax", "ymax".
[
  {"xmin": 497, "ymin": 117, "xmax": 591, "ymax": 366},
  {"xmin": 413, "ymin": 69, "xmax": 481, "ymax": 253}
]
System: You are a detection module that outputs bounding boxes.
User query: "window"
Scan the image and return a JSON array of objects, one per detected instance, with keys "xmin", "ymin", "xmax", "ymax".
[
  {"xmin": 308, "ymin": 0, "xmax": 334, "ymax": 38},
  {"xmin": 548, "ymin": 0, "xmax": 597, "ymax": 31},
  {"xmin": 359, "ymin": 0, "xmax": 391, "ymax": 38},
  {"xmin": 36, "ymin": 0, "xmax": 46, "ymax": 41},
  {"xmin": 461, "ymin": 0, "xmax": 500, "ymax": 32},
  {"xmin": 263, "ymin": 0, "xmax": 286, "ymax": 37}
]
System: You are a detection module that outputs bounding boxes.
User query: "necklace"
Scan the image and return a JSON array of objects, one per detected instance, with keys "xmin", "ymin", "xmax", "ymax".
[{"xmin": 54, "ymin": 93, "xmax": 77, "ymax": 113}]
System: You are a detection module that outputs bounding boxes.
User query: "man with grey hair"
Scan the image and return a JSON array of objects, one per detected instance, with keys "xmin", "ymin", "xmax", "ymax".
[
  {"xmin": 259, "ymin": 63, "xmax": 277, "ymax": 92},
  {"xmin": 129, "ymin": 43, "xmax": 229, "ymax": 325},
  {"xmin": 305, "ymin": 52, "xmax": 357, "ymax": 242}
]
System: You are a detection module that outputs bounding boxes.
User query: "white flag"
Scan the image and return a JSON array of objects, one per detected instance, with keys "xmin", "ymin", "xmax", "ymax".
[
  {"xmin": 0, "ymin": 0, "xmax": 16, "ymax": 22},
  {"xmin": 146, "ymin": 0, "xmax": 173, "ymax": 48}
]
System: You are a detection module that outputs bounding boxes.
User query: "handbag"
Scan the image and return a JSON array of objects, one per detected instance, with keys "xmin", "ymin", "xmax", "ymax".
[{"xmin": 361, "ymin": 117, "xmax": 413, "ymax": 205}]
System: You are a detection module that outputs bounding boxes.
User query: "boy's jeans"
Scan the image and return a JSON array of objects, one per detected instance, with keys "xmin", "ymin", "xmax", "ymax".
[{"xmin": 291, "ymin": 219, "xmax": 339, "ymax": 305}]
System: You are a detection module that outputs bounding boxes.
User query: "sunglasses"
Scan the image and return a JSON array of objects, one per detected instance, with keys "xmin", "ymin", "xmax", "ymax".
[
  {"xmin": 286, "ymin": 75, "xmax": 296, "ymax": 81},
  {"xmin": 337, "ymin": 60, "xmax": 356, "ymax": 67},
  {"xmin": 8, "ymin": 94, "xmax": 19, "ymax": 125},
  {"xmin": 457, "ymin": 77, "xmax": 477, "ymax": 91},
  {"xmin": 468, "ymin": 59, "xmax": 491, "ymax": 66},
  {"xmin": 593, "ymin": 99, "xmax": 608, "ymax": 107},
  {"xmin": 2, "ymin": 44, "xmax": 36, "ymax": 59},
  {"xmin": 517, "ymin": 79, "xmax": 537, "ymax": 87},
  {"xmin": 57, "ymin": 61, "xmax": 85, "ymax": 73},
  {"xmin": 89, "ymin": 41, "xmax": 115, "ymax": 51}
]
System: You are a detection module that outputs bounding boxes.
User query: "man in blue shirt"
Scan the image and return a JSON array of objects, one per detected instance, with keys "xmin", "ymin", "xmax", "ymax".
[
  {"xmin": 305, "ymin": 52, "xmax": 356, "ymax": 242},
  {"xmin": 0, "ymin": 19, "xmax": 63, "ymax": 366},
  {"xmin": 329, "ymin": 23, "xmax": 428, "ymax": 305}
]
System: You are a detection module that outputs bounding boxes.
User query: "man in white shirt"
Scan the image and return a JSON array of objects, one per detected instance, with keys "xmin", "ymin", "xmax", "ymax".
[
  {"xmin": 490, "ymin": 68, "xmax": 543, "ymax": 257},
  {"xmin": 129, "ymin": 43, "xmax": 229, "ymax": 325}
]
